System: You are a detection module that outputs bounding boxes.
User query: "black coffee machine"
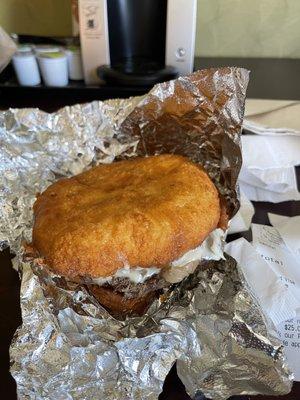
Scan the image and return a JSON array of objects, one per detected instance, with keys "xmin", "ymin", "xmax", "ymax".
[{"xmin": 96, "ymin": 0, "xmax": 197, "ymax": 86}]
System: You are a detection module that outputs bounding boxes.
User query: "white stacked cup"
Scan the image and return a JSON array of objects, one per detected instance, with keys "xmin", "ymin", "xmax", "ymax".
[
  {"xmin": 37, "ymin": 51, "xmax": 69, "ymax": 87},
  {"xmin": 12, "ymin": 45, "xmax": 41, "ymax": 86},
  {"xmin": 65, "ymin": 46, "xmax": 84, "ymax": 80}
]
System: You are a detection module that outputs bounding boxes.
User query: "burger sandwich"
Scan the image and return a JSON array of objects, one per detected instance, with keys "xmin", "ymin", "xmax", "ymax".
[{"xmin": 29, "ymin": 154, "xmax": 228, "ymax": 317}]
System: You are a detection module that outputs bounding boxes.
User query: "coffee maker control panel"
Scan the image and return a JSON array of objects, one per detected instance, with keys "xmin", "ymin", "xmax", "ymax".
[
  {"xmin": 165, "ymin": 0, "xmax": 197, "ymax": 75},
  {"xmin": 176, "ymin": 48, "xmax": 186, "ymax": 58}
]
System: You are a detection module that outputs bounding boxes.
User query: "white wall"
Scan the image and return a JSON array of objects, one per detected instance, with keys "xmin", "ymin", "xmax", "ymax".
[
  {"xmin": 1, "ymin": 0, "xmax": 300, "ymax": 58},
  {"xmin": 196, "ymin": 0, "xmax": 300, "ymax": 58}
]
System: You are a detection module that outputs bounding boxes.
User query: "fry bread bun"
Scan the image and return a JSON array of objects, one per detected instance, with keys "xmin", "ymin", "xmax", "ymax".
[
  {"xmin": 32, "ymin": 154, "xmax": 221, "ymax": 279},
  {"xmin": 89, "ymin": 285, "xmax": 157, "ymax": 317}
]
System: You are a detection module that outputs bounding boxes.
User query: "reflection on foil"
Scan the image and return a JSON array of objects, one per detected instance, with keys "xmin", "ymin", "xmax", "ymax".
[{"xmin": 0, "ymin": 68, "xmax": 293, "ymax": 399}]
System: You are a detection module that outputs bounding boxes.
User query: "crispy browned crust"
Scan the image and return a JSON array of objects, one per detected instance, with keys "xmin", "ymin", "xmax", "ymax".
[
  {"xmin": 32, "ymin": 154, "xmax": 221, "ymax": 278},
  {"xmin": 218, "ymin": 198, "xmax": 229, "ymax": 231},
  {"xmin": 89, "ymin": 285, "xmax": 157, "ymax": 317}
]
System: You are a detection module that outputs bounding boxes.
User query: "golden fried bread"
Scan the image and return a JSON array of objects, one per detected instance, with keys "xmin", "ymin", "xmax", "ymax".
[
  {"xmin": 89, "ymin": 285, "xmax": 157, "ymax": 317},
  {"xmin": 218, "ymin": 198, "xmax": 229, "ymax": 231},
  {"xmin": 32, "ymin": 154, "xmax": 221, "ymax": 279}
]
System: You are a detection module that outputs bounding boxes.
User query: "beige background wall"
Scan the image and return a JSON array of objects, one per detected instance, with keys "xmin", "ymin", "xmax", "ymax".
[
  {"xmin": 196, "ymin": 0, "xmax": 300, "ymax": 58},
  {"xmin": 0, "ymin": 0, "xmax": 300, "ymax": 58},
  {"xmin": 0, "ymin": 0, "xmax": 72, "ymax": 37}
]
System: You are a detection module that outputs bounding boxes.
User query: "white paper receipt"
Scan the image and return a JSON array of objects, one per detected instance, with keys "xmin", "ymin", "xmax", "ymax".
[
  {"xmin": 252, "ymin": 223, "xmax": 300, "ymax": 381},
  {"xmin": 252, "ymin": 224, "xmax": 300, "ymax": 304},
  {"xmin": 277, "ymin": 317, "xmax": 300, "ymax": 381},
  {"xmin": 226, "ymin": 221, "xmax": 300, "ymax": 381}
]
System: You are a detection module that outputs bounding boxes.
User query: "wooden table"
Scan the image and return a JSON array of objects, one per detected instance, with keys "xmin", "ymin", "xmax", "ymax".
[{"xmin": 0, "ymin": 57, "xmax": 300, "ymax": 399}]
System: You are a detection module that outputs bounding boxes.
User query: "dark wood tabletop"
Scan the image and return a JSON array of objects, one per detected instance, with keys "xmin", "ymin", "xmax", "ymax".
[{"xmin": 0, "ymin": 57, "xmax": 300, "ymax": 399}]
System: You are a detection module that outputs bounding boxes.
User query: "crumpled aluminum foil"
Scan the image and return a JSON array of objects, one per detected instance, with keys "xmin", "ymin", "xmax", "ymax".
[{"xmin": 0, "ymin": 68, "xmax": 292, "ymax": 400}]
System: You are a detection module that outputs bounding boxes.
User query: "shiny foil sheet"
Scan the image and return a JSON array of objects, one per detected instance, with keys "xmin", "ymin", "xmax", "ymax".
[{"xmin": 0, "ymin": 68, "xmax": 292, "ymax": 399}]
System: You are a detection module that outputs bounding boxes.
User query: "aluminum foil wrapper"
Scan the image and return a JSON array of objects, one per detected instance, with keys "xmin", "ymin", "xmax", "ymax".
[{"xmin": 0, "ymin": 68, "xmax": 292, "ymax": 399}]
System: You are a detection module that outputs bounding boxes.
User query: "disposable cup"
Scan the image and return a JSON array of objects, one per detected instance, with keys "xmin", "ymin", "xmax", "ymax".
[
  {"xmin": 37, "ymin": 52, "xmax": 68, "ymax": 87},
  {"xmin": 66, "ymin": 46, "xmax": 84, "ymax": 80},
  {"xmin": 12, "ymin": 50, "xmax": 41, "ymax": 86}
]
